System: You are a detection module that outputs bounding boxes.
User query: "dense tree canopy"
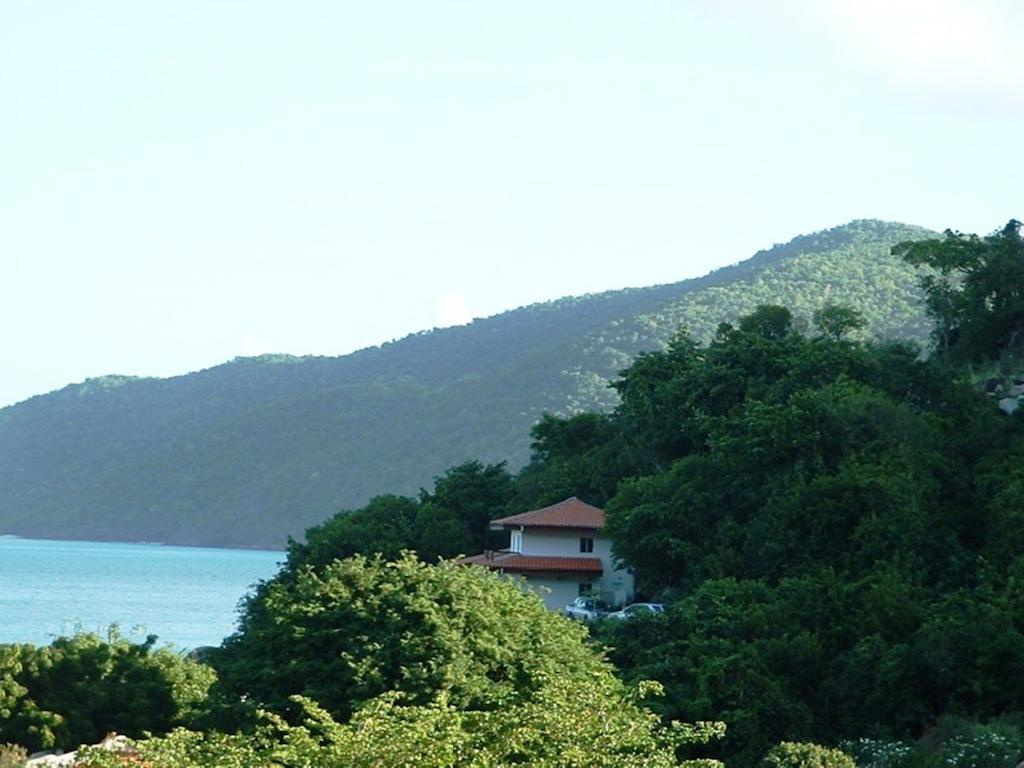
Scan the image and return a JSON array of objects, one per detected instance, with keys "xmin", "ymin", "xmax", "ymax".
[
  {"xmin": 601, "ymin": 314, "xmax": 988, "ymax": 593},
  {"xmin": 283, "ymin": 460, "xmax": 515, "ymax": 574},
  {"xmin": 15, "ymin": 220, "xmax": 1024, "ymax": 766},
  {"xmin": 895, "ymin": 219, "xmax": 1024, "ymax": 362},
  {"xmin": 0, "ymin": 220, "xmax": 933, "ymax": 550},
  {"xmin": 214, "ymin": 554, "xmax": 614, "ymax": 719},
  {"xmin": 76, "ymin": 688, "xmax": 724, "ymax": 768},
  {"xmin": 812, "ymin": 304, "xmax": 867, "ymax": 340},
  {"xmin": 564, "ymin": 297, "xmax": 1024, "ymax": 766},
  {"xmin": 206, "ymin": 553, "xmax": 721, "ymax": 767},
  {"xmin": 200, "ymin": 291, "xmax": 1024, "ymax": 767},
  {"xmin": 439, "ymin": 278, "xmax": 1024, "ymax": 766}
]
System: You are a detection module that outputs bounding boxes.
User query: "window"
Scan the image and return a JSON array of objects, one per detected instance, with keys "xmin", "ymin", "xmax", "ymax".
[
  {"xmin": 510, "ymin": 530, "xmax": 523, "ymax": 553},
  {"xmin": 579, "ymin": 537, "xmax": 594, "ymax": 553},
  {"xmin": 578, "ymin": 582, "xmax": 592, "ymax": 596}
]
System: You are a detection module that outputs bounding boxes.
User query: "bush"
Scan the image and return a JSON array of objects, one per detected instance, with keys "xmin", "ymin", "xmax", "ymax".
[
  {"xmin": 215, "ymin": 553, "xmax": 623, "ymax": 719},
  {"xmin": 838, "ymin": 738, "xmax": 912, "ymax": 768},
  {"xmin": 892, "ymin": 717, "xmax": 1024, "ymax": 768},
  {"xmin": 763, "ymin": 741, "xmax": 856, "ymax": 768},
  {"xmin": 204, "ymin": 554, "xmax": 725, "ymax": 766},
  {"xmin": 76, "ymin": 692, "xmax": 725, "ymax": 768},
  {"xmin": 939, "ymin": 729, "xmax": 1021, "ymax": 768},
  {"xmin": 0, "ymin": 631, "xmax": 215, "ymax": 752}
]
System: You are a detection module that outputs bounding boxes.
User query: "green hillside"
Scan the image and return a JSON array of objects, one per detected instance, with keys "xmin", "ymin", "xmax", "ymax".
[{"xmin": 0, "ymin": 220, "xmax": 934, "ymax": 548}]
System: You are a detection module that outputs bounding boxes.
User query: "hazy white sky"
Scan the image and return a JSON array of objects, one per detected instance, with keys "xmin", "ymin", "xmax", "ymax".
[{"xmin": 2, "ymin": 1, "xmax": 1022, "ymax": 408}]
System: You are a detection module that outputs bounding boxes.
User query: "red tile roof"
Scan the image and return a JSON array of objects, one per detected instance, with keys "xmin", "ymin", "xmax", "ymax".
[
  {"xmin": 460, "ymin": 551, "xmax": 603, "ymax": 575},
  {"xmin": 490, "ymin": 497, "xmax": 605, "ymax": 531}
]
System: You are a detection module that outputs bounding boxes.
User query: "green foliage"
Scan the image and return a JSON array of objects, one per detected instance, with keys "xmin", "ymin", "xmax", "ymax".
[
  {"xmin": 416, "ymin": 460, "xmax": 515, "ymax": 559},
  {"xmin": 0, "ymin": 220, "xmax": 933, "ymax": 548},
  {"xmin": 38, "ymin": 284, "xmax": 1024, "ymax": 766},
  {"xmin": 919, "ymin": 719, "xmax": 1024, "ymax": 768},
  {"xmin": 762, "ymin": 742, "xmax": 855, "ymax": 768},
  {"xmin": 77, "ymin": 691, "xmax": 724, "ymax": 768},
  {"xmin": 513, "ymin": 412, "xmax": 626, "ymax": 508},
  {"xmin": 837, "ymin": 738, "xmax": 912, "ymax": 768},
  {"xmin": 23, "ymin": 220, "xmax": 1024, "ymax": 768},
  {"xmin": 290, "ymin": 494, "xmax": 419, "ymax": 566},
  {"xmin": 8, "ymin": 558, "xmax": 725, "ymax": 767},
  {"xmin": 739, "ymin": 304, "xmax": 796, "ymax": 340},
  {"xmin": 579, "ymin": 297, "xmax": 1024, "ymax": 766},
  {"xmin": 813, "ymin": 305, "xmax": 868, "ymax": 340},
  {"xmin": 283, "ymin": 459, "xmax": 515, "ymax": 572},
  {"xmin": 214, "ymin": 553, "xmax": 618, "ymax": 720},
  {"xmin": 608, "ymin": 220, "xmax": 934, "ymax": 370},
  {"xmin": 599, "ymin": 317, "xmax": 984, "ymax": 594},
  {"xmin": 896, "ymin": 220, "xmax": 1024, "ymax": 362},
  {"xmin": 197, "ymin": 553, "xmax": 725, "ymax": 766},
  {"xmin": 0, "ymin": 632, "xmax": 214, "ymax": 753},
  {"xmin": 597, "ymin": 576, "xmax": 827, "ymax": 764},
  {"xmin": 837, "ymin": 720, "xmax": 1024, "ymax": 768}
]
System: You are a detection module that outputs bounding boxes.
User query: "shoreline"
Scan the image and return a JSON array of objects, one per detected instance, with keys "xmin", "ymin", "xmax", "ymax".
[{"xmin": 0, "ymin": 533, "xmax": 284, "ymax": 554}]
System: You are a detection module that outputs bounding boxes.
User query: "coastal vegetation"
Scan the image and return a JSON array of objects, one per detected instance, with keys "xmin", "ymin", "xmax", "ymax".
[
  {"xmin": 0, "ymin": 631, "xmax": 212, "ymax": 753},
  {"xmin": 6, "ymin": 559, "xmax": 726, "ymax": 767},
  {"xmin": 2, "ymin": 220, "xmax": 1024, "ymax": 766}
]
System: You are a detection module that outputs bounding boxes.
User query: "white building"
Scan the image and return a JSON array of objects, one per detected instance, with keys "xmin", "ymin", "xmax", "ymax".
[{"xmin": 460, "ymin": 497, "xmax": 634, "ymax": 611}]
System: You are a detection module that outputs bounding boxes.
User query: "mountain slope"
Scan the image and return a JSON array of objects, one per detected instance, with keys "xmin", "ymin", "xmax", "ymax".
[{"xmin": 0, "ymin": 220, "xmax": 934, "ymax": 548}]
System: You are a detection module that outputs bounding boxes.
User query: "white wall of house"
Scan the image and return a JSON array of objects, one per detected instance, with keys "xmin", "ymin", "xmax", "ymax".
[
  {"xmin": 600, "ymin": 563, "xmax": 634, "ymax": 607},
  {"xmin": 517, "ymin": 529, "xmax": 588, "ymax": 557},
  {"xmin": 513, "ymin": 574, "xmax": 589, "ymax": 611},
  {"xmin": 504, "ymin": 527, "xmax": 635, "ymax": 607}
]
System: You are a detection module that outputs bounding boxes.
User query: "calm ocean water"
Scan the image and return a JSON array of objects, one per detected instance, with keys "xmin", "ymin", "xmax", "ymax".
[{"xmin": 0, "ymin": 537, "xmax": 283, "ymax": 650}]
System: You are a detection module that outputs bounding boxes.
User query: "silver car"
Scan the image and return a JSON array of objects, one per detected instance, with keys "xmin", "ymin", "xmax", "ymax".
[
  {"xmin": 564, "ymin": 596, "xmax": 609, "ymax": 623},
  {"xmin": 606, "ymin": 602, "xmax": 665, "ymax": 620}
]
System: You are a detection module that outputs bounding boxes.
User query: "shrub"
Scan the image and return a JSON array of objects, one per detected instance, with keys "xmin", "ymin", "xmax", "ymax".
[
  {"xmin": 215, "ymin": 553, "xmax": 629, "ymax": 719},
  {"xmin": 939, "ymin": 729, "xmax": 1021, "ymax": 768},
  {"xmin": 76, "ymin": 687, "xmax": 726, "ymax": 768},
  {"xmin": 838, "ymin": 737, "xmax": 912, "ymax": 768},
  {"xmin": 0, "ymin": 631, "xmax": 215, "ymax": 752},
  {"xmin": 201, "ymin": 554, "xmax": 725, "ymax": 766},
  {"xmin": 763, "ymin": 741, "xmax": 856, "ymax": 768}
]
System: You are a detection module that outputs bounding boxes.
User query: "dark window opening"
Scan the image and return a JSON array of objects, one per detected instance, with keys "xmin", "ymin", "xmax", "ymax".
[{"xmin": 580, "ymin": 537, "xmax": 594, "ymax": 553}]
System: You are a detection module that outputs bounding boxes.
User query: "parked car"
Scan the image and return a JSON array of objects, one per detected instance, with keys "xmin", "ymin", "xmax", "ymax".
[
  {"xmin": 564, "ymin": 596, "xmax": 609, "ymax": 623},
  {"xmin": 605, "ymin": 602, "xmax": 665, "ymax": 620}
]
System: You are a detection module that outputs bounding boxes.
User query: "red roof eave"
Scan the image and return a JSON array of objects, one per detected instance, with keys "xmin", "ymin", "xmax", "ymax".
[{"xmin": 460, "ymin": 552, "xmax": 603, "ymax": 575}]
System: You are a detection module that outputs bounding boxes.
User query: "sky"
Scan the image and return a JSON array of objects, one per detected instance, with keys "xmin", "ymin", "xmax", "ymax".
[{"xmin": 2, "ymin": 0, "xmax": 1022, "ymax": 408}]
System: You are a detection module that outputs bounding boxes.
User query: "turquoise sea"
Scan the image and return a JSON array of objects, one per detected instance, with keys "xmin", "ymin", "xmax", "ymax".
[{"xmin": 0, "ymin": 537, "xmax": 283, "ymax": 650}]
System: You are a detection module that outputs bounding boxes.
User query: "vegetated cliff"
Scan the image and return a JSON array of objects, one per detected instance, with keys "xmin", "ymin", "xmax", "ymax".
[{"xmin": 0, "ymin": 220, "xmax": 933, "ymax": 548}]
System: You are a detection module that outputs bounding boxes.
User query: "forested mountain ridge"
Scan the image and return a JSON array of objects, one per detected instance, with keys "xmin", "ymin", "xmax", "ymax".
[{"xmin": 0, "ymin": 219, "xmax": 933, "ymax": 548}]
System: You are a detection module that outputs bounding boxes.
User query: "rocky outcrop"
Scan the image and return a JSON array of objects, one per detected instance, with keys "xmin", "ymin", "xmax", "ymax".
[
  {"xmin": 985, "ymin": 376, "xmax": 1024, "ymax": 414},
  {"xmin": 26, "ymin": 733, "xmax": 135, "ymax": 767}
]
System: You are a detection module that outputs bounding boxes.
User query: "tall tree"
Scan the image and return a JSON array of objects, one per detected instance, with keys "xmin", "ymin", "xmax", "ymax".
[
  {"xmin": 812, "ymin": 304, "xmax": 867, "ymax": 340},
  {"xmin": 894, "ymin": 220, "xmax": 1024, "ymax": 362},
  {"xmin": 209, "ymin": 553, "xmax": 724, "ymax": 768}
]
